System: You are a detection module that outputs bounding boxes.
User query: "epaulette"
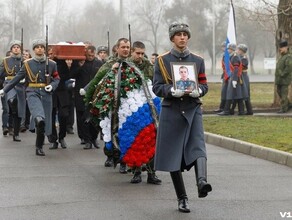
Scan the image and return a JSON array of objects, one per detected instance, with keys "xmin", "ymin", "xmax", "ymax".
[
  {"xmin": 158, "ymin": 51, "xmax": 170, "ymax": 58},
  {"xmin": 190, "ymin": 52, "xmax": 203, "ymax": 59},
  {"xmin": 49, "ymin": 59, "xmax": 56, "ymax": 64}
]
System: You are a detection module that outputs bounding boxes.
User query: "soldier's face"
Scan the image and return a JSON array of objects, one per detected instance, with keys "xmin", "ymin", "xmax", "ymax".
[
  {"xmin": 117, "ymin": 41, "xmax": 130, "ymax": 59},
  {"xmin": 179, "ymin": 67, "xmax": 188, "ymax": 80},
  {"xmin": 98, "ymin": 51, "xmax": 108, "ymax": 60},
  {"xmin": 86, "ymin": 49, "xmax": 96, "ymax": 61},
  {"xmin": 11, "ymin": 45, "xmax": 21, "ymax": 55},
  {"xmin": 33, "ymin": 45, "xmax": 45, "ymax": 56},
  {"xmin": 279, "ymin": 47, "xmax": 288, "ymax": 54},
  {"xmin": 132, "ymin": 48, "xmax": 145, "ymax": 64},
  {"xmin": 172, "ymin": 32, "xmax": 189, "ymax": 50}
]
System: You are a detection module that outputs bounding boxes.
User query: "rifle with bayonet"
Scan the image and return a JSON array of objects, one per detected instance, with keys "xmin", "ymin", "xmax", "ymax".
[{"xmin": 45, "ymin": 25, "xmax": 50, "ymax": 85}]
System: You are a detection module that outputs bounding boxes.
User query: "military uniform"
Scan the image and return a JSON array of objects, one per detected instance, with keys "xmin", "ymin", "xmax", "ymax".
[
  {"xmin": 0, "ymin": 42, "xmax": 26, "ymax": 141},
  {"xmin": 2, "ymin": 40, "xmax": 60, "ymax": 156},
  {"xmin": 275, "ymin": 43, "xmax": 292, "ymax": 113}
]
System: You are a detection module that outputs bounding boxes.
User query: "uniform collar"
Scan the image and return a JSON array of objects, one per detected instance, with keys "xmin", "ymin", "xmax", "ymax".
[{"xmin": 170, "ymin": 48, "xmax": 190, "ymax": 58}]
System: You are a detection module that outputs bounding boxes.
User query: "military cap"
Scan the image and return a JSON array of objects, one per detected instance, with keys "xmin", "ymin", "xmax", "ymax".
[
  {"xmin": 169, "ymin": 22, "xmax": 191, "ymax": 40},
  {"xmin": 97, "ymin": 46, "xmax": 108, "ymax": 54},
  {"xmin": 9, "ymin": 40, "xmax": 21, "ymax": 50},
  {"xmin": 279, "ymin": 40, "xmax": 288, "ymax": 48},
  {"xmin": 227, "ymin": 43, "xmax": 236, "ymax": 51},
  {"xmin": 237, "ymin": 44, "xmax": 248, "ymax": 53},
  {"xmin": 32, "ymin": 39, "xmax": 46, "ymax": 49}
]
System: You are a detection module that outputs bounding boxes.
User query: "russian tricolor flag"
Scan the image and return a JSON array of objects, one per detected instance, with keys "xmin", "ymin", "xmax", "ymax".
[{"xmin": 224, "ymin": 1, "xmax": 237, "ymax": 78}]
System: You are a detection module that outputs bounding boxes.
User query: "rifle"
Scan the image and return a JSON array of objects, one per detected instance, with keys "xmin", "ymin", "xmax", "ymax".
[
  {"xmin": 45, "ymin": 25, "xmax": 50, "ymax": 85},
  {"xmin": 107, "ymin": 29, "xmax": 110, "ymax": 56},
  {"xmin": 128, "ymin": 23, "xmax": 131, "ymax": 56},
  {"xmin": 20, "ymin": 28, "xmax": 23, "ymax": 66}
]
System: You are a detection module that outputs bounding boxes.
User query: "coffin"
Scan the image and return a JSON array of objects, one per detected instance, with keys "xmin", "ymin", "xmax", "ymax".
[{"xmin": 50, "ymin": 44, "xmax": 86, "ymax": 60}]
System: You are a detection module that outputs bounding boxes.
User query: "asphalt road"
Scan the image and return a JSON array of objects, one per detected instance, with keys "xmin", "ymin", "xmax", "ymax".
[{"xmin": 0, "ymin": 127, "xmax": 291, "ymax": 220}]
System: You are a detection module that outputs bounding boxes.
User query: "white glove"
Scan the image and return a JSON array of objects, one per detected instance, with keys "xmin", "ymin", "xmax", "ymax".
[
  {"xmin": 170, "ymin": 87, "xmax": 184, "ymax": 98},
  {"xmin": 45, "ymin": 85, "xmax": 53, "ymax": 92},
  {"xmin": 79, "ymin": 88, "xmax": 86, "ymax": 96},
  {"xmin": 189, "ymin": 89, "xmax": 200, "ymax": 98},
  {"xmin": 19, "ymin": 78, "xmax": 25, "ymax": 84},
  {"xmin": 72, "ymin": 81, "xmax": 75, "ymax": 88},
  {"xmin": 232, "ymin": 80, "xmax": 237, "ymax": 88},
  {"xmin": 0, "ymin": 89, "xmax": 4, "ymax": 97}
]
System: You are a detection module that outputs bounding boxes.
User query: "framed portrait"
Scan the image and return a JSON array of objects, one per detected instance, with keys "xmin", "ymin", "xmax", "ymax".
[{"xmin": 170, "ymin": 62, "xmax": 198, "ymax": 94}]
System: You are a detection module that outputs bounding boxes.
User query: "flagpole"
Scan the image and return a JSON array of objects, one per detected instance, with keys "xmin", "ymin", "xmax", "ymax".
[{"xmin": 212, "ymin": 0, "xmax": 216, "ymax": 75}]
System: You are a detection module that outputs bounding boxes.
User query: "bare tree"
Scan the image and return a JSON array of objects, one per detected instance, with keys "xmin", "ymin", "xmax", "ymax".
[{"xmin": 129, "ymin": 0, "xmax": 169, "ymax": 53}]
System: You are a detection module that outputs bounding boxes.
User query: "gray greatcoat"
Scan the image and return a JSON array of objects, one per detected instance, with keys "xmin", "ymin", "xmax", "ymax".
[
  {"xmin": 0, "ymin": 55, "xmax": 26, "ymax": 118},
  {"xmin": 3, "ymin": 57, "xmax": 60, "ymax": 135},
  {"xmin": 152, "ymin": 48, "xmax": 208, "ymax": 172}
]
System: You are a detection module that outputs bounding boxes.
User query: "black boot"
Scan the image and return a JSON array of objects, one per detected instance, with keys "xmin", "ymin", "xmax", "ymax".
[
  {"xmin": 170, "ymin": 171, "xmax": 190, "ymax": 213},
  {"xmin": 119, "ymin": 162, "xmax": 127, "ymax": 174},
  {"xmin": 83, "ymin": 142, "xmax": 92, "ymax": 150},
  {"xmin": 238, "ymin": 100, "xmax": 245, "ymax": 115},
  {"xmin": 131, "ymin": 171, "xmax": 142, "ymax": 184},
  {"xmin": 35, "ymin": 117, "xmax": 45, "ymax": 156},
  {"xmin": 147, "ymin": 172, "xmax": 162, "ymax": 185},
  {"xmin": 13, "ymin": 116, "xmax": 21, "ymax": 142},
  {"xmin": 49, "ymin": 142, "xmax": 58, "ymax": 149},
  {"xmin": 195, "ymin": 157, "xmax": 212, "ymax": 198},
  {"xmin": 245, "ymin": 99, "xmax": 253, "ymax": 115},
  {"xmin": 104, "ymin": 156, "xmax": 114, "ymax": 167}
]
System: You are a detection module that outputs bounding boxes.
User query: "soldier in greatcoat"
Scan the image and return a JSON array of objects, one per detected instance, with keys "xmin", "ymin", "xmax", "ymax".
[
  {"xmin": 218, "ymin": 43, "xmax": 246, "ymax": 115},
  {"xmin": 152, "ymin": 23, "xmax": 212, "ymax": 213},
  {"xmin": 237, "ymin": 44, "xmax": 253, "ymax": 115},
  {"xmin": 0, "ymin": 39, "xmax": 60, "ymax": 156},
  {"xmin": 0, "ymin": 40, "xmax": 26, "ymax": 141}
]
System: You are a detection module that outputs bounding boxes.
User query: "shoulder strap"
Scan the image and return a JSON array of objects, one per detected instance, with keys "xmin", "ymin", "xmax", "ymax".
[{"xmin": 157, "ymin": 56, "xmax": 172, "ymax": 84}]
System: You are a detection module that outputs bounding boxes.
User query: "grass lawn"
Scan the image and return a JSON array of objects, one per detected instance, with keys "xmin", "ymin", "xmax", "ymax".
[{"xmin": 201, "ymin": 82, "xmax": 292, "ymax": 153}]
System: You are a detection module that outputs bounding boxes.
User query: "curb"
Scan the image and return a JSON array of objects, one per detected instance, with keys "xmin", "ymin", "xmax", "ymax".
[{"xmin": 204, "ymin": 132, "xmax": 292, "ymax": 168}]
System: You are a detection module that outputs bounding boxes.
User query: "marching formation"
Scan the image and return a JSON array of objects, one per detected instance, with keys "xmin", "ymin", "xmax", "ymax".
[{"xmin": 0, "ymin": 23, "xmax": 212, "ymax": 213}]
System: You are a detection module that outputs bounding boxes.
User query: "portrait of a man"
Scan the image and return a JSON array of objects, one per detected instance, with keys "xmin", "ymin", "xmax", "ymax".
[{"xmin": 175, "ymin": 65, "xmax": 197, "ymax": 92}]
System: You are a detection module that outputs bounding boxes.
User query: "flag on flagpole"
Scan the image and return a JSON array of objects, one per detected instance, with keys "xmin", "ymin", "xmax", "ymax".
[{"xmin": 224, "ymin": 1, "xmax": 237, "ymax": 79}]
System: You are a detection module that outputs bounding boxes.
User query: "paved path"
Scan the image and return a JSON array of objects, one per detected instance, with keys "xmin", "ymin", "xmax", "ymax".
[{"xmin": 0, "ymin": 128, "xmax": 291, "ymax": 220}]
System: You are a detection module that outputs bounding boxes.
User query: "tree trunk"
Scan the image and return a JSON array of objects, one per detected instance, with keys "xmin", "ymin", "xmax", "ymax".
[{"xmin": 273, "ymin": 0, "xmax": 292, "ymax": 107}]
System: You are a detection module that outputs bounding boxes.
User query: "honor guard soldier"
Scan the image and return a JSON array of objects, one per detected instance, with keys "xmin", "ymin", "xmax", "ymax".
[
  {"xmin": 0, "ymin": 39, "xmax": 60, "ymax": 156},
  {"xmin": 152, "ymin": 23, "xmax": 212, "ymax": 213},
  {"xmin": 0, "ymin": 40, "xmax": 26, "ymax": 142}
]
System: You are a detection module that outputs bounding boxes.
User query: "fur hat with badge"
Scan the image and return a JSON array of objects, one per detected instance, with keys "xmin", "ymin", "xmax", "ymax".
[
  {"xmin": 169, "ymin": 22, "xmax": 191, "ymax": 40},
  {"xmin": 97, "ymin": 46, "xmax": 108, "ymax": 54},
  {"xmin": 9, "ymin": 40, "xmax": 21, "ymax": 50},
  {"xmin": 32, "ymin": 39, "xmax": 46, "ymax": 50}
]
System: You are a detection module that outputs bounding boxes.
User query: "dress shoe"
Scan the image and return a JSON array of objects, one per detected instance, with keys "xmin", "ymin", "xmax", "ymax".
[
  {"xmin": 217, "ymin": 111, "xmax": 230, "ymax": 116},
  {"xmin": 66, "ymin": 128, "xmax": 74, "ymax": 134},
  {"xmin": 147, "ymin": 173, "xmax": 162, "ymax": 185},
  {"xmin": 213, "ymin": 109, "xmax": 223, "ymax": 113},
  {"xmin": 3, "ymin": 127, "xmax": 9, "ymax": 136},
  {"xmin": 13, "ymin": 135, "xmax": 21, "ymax": 142},
  {"xmin": 59, "ymin": 139, "xmax": 67, "ymax": 149},
  {"xmin": 119, "ymin": 163, "xmax": 127, "ymax": 174},
  {"xmin": 49, "ymin": 142, "xmax": 58, "ymax": 149},
  {"xmin": 80, "ymin": 139, "xmax": 85, "ymax": 145},
  {"xmin": 92, "ymin": 139, "xmax": 99, "ymax": 149},
  {"xmin": 36, "ymin": 148, "xmax": 45, "ymax": 156},
  {"xmin": 20, "ymin": 126, "xmax": 27, "ymax": 132},
  {"xmin": 104, "ymin": 157, "xmax": 114, "ymax": 167},
  {"xmin": 277, "ymin": 109, "xmax": 287, "ymax": 114},
  {"xmin": 83, "ymin": 142, "xmax": 92, "ymax": 150},
  {"xmin": 178, "ymin": 198, "xmax": 190, "ymax": 213},
  {"xmin": 130, "ymin": 173, "xmax": 142, "ymax": 184}
]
